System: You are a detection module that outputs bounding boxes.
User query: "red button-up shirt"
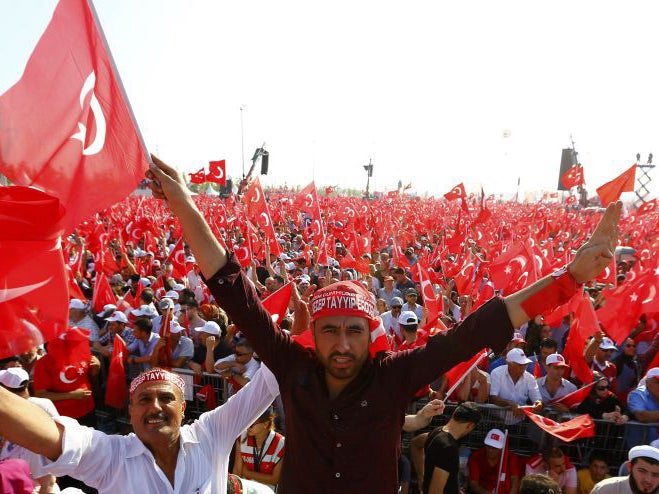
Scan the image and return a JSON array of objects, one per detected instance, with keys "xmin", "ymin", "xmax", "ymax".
[{"xmin": 205, "ymin": 255, "xmax": 513, "ymax": 493}]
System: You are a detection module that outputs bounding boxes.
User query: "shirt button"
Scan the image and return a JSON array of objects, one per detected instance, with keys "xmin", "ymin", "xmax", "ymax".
[
  {"xmin": 217, "ymin": 279, "xmax": 225, "ymax": 285},
  {"xmin": 336, "ymin": 442, "xmax": 342, "ymax": 448},
  {"xmin": 335, "ymin": 472, "xmax": 341, "ymax": 478},
  {"xmin": 333, "ymin": 414, "xmax": 339, "ymax": 420},
  {"xmin": 361, "ymin": 400, "xmax": 368, "ymax": 407}
]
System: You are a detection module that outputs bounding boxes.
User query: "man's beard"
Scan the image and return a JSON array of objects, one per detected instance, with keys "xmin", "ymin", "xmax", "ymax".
[{"xmin": 630, "ymin": 473, "xmax": 659, "ymax": 494}]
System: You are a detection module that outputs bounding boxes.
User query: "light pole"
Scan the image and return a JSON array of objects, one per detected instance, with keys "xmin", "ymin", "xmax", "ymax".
[{"xmin": 363, "ymin": 158, "xmax": 373, "ymax": 198}]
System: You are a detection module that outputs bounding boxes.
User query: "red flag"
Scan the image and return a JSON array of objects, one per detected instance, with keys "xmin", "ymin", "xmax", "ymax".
[
  {"xmin": 0, "ymin": 0, "xmax": 149, "ymax": 232},
  {"xmin": 417, "ymin": 262, "xmax": 443, "ymax": 332},
  {"xmin": 165, "ymin": 238, "xmax": 187, "ymax": 278},
  {"xmin": 444, "ymin": 349, "xmax": 488, "ymax": 397},
  {"xmin": 562, "ymin": 293, "xmax": 596, "ymax": 384},
  {"xmin": 196, "ymin": 384, "xmax": 218, "ymax": 411},
  {"xmin": 522, "ymin": 409, "xmax": 595, "ymax": 442},
  {"xmin": 105, "ymin": 334, "xmax": 127, "ymax": 409},
  {"xmin": 596, "ymin": 164, "xmax": 636, "ymax": 206},
  {"xmin": 550, "ymin": 381, "xmax": 596, "ymax": 409},
  {"xmin": 262, "ymin": 283, "xmax": 293, "ymax": 325},
  {"xmin": 638, "ymin": 199, "xmax": 659, "ymax": 216},
  {"xmin": 206, "ymin": 160, "xmax": 227, "ymax": 186},
  {"xmin": 325, "ymin": 186, "xmax": 334, "ymax": 195},
  {"xmin": 533, "ymin": 360, "xmax": 543, "ymax": 378},
  {"xmin": 444, "ymin": 183, "xmax": 467, "ymax": 201},
  {"xmin": 156, "ymin": 307, "xmax": 173, "ymax": 368},
  {"xmin": 92, "ymin": 272, "xmax": 116, "ymax": 314},
  {"xmin": 189, "ymin": 167, "xmax": 207, "ymax": 185},
  {"xmin": 0, "ymin": 187, "xmax": 68, "ymax": 359},
  {"xmin": 66, "ymin": 265, "xmax": 87, "ymax": 301},
  {"xmin": 561, "ymin": 164, "xmax": 585, "ymax": 189}
]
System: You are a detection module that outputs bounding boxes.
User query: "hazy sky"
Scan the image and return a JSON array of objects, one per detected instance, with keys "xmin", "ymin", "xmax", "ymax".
[{"xmin": 1, "ymin": 0, "xmax": 658, "ymax": 199}]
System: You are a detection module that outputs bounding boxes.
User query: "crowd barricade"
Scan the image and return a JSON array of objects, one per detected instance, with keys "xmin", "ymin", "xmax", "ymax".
[
  {"xmin": 171, "ymin": 368, "xmax": 227, "ymax": 420},
  {"xmin": 404, "ymin": 399, "xmax": 659, "ymax": 472}
]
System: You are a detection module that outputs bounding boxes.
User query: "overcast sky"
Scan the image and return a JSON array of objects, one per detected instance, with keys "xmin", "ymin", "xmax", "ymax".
[{"xmin": 1, "ymin": 0, "xmax": 658, "ymax": 199}]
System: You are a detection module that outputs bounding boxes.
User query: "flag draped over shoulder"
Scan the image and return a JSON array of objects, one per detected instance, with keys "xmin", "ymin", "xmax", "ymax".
[
  {"xmin": 0, "ymin": 0, "xmax": 150, "ymax": 232},
  {"xmin": 0, "ymin": 187, "xmax": 68, "ymax": 358}
]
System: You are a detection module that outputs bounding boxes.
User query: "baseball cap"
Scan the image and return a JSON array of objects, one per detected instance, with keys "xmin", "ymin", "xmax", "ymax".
[
  {"xmin": 0, "ymin": 368, "xmax": 29, "ymax": 390},
  {"xmin": 169, "ymin": 321, "xmax": 184, "ymax": 334},
  {"xmin": 109, "ymin": 274, "xmax": 124, "ymax": 285},
  {"xmin": 405, "ymin": 288, "xmax": 418, "ymax": 296},
  {"xmin": 152, "ymin": 259, "xmax": 161, "ymax": 267},
  {"xmin": 506, "ymin": 348, "xmax": 532, "ymax": 365},
  {"xmin": 383, "ymin": 276, "xmax": 394, "ymax": 281},
  {"xmin": 140, "ymin": 277, "xmax": 152, "ymax": 287},
  {"xmin": 511, "ymin": 332, "xmax": 526, "ymax": 343},
  {"xmin": 185, "ymin": 255, "xmax": 196, "ymax": 264},
  {"xmin": 105, "ymin": 311, "xmax": 128, "ymax": 324},
  {"xmin": 159, "ymin": 298, "xmax": 175, "ymax": 311},
  {"xmin": 599, "ymin": 337, "xmax": 617, "ymax": 350},
  {"xmin": 69, "ymin": 298, "xmax": 86, "ymax": 310},
  {"xmin": 391, "ymin": 297, "xmax": 404, "ymax": 307},
  {"xmin": 164, "ymin": 290, "xmax": 180, "ymax": 300},
  {"xmin": 546, "ymin": 353, "xmax": 569, "ymax": 367},
  {"xmin": 646, "ymin": 367, "xmax": 659, "ymax": 380},
  {"xmin": 96, "ymin": 303, "xmax": 117, "ymax": 317},
  {"xmin": 398, "ymin": 311, "xmax": 419, "ymax": 326},
  {"xmin": 484, "ymin": 428, "xmax": 505, "ymax": 449},
  {"xmin": 131, "ymin": 305, "xmax": 158, "ymax": 319},
  {"xmin": 297, "ymin": 274, "xmax": 311, "ymax": 284},
  {"xmin": 629, "ymin": 445, "xmax": 659, "ymax": 462},
  {"xmin": 195, "ymin": 321, "xmax": 221, "ymax": 336}
]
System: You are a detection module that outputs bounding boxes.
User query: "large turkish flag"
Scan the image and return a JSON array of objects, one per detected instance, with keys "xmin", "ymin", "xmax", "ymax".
[{"xmin": 0, "ymin": 0, "xmax": 149, "ymax": 232}]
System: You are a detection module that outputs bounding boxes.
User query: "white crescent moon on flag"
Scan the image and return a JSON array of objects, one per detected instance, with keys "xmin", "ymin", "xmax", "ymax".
[
  {"xmin": 421, "ymin": 279, "xmax": 435, "ymax": 301},
  {"xmin": 132, "ymin": 228, "xmax": 143, "ymax": 241},
  {"xmin": 59, "ymin": 365, "xmax": 78, "ymax": 384},
  {"xmin": 260, "ymin": 212, "xmax": 270, "ymax": 228},
  {"xmin": 71, "ymin": 72, "xmax": 106, "ymax": 156},
  {"xmin": 0, "ymin": 278, "xmax": 52, "ymax": 303},
  {"xmin": 174, "ymin": 250, "xmax": 186, "ymax": 265},
  {"xmin": 251, "ymin": 187, "xmax": 261, "ymax": 203},
  {"xmin": 304, "ymin": 194, "xmax": 313, "ymax": 208},
  {"xmin": 643, "ymin": 285, "xmax": 656, "ymax": 305},
  {"xmin": 235, "ymin": 247, "xmax": 249, "ymax": 262},
  {"xmin": 312, "ymin": 219, "xmax": 322, "ymax": 237},
  {"xmin": 211, "ymin": 165, "xmax": 224, "ymax": 180},
  {"xmin": 509, "ymin": 256, "xmax": 528, "ymax": 271}
]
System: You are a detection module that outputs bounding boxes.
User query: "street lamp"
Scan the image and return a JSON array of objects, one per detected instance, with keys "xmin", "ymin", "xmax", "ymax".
[{"xmin": 363, "ymin": 159, "xmax": 373, "ymax": 198}]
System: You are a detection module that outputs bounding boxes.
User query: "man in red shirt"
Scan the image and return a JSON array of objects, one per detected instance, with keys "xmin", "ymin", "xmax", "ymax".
[
  {"xmin": 468, "ymin": 428, "xmax": 521, "ymax": 494},
  {"xmin": 146, "ymin": 156, "xmax": 621, "ymax": 494}
]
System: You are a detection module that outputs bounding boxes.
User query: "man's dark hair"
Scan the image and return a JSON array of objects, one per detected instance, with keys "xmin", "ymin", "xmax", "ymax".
[
  {"xmin": 140, "ymin": 289, "xmax": 154, "ymax": 304},
  {"xmin": 393, "ymin": 267, "xmax": 406, "ymax": 275},
  {"xmin": 541, "ymin": 447, "xmax": 565, "ymax": 462},
  {"xmin": 632, "ymin": 456, "xmax": 659, "ymax": 466},
  {"xmin": 539, "ymin": 338, "xmax": 558, "ymax": 349},
  {"xmin": 451, "ymin": 402, "xmax": 481, "ymax": 425},
  {"xmin": 589, "ymin": 452, "xmax": 608, "ymax": 465},
  {"xmin": 133, "ymin": 318, "xmax": 153, "ymax": 334},
  {"xmin": 273, "ymin": 275, "xmax": 285, "ymax": 286},
  {"xmin": 0, "ymin": 356, "xmax": 21, "ymax": 368},
  {"xmin": 520, "ymin": 474, "xmax": 561, "ymax": 494}
]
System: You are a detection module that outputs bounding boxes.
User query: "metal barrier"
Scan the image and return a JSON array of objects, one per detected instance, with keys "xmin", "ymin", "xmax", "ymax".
[
  {"xmin": 404, "ymin": 399, "xmax": 659, "ymax": 472},
  {"xmin": 172, "ymin": 368, "xmax": 227, "ymax": 421}
]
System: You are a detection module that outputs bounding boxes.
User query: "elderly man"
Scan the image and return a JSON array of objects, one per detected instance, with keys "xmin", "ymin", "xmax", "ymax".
[
  {"xmin": 91, "ymin": 310, "xmax": 134, "ymax": 358},
  {"xmin": 0, "ymin": 366, "xmax": 279, "ymax": 493},
  {"xmin": 377, "ymin": 276, "xmax": 403, "ymax": 309},
  {"xmin": 146, "ymin": 155, "xmax": 620, "ymax": 493},
  {"xmin": 490, "ymin": 348, "xmax": 543, "ymax": 423},
  {"xmin": 592, "ymin": 445, "xmax": 659, "ymax": 494},
  {"xmin": 68, "ymin": 298, "xmax": 99, "ymax": 335}
]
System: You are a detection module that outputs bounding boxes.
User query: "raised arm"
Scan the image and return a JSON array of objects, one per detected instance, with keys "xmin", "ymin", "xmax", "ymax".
[{"xmin": 0, "ymin": 386, "xmax": 64, "ymax": 461}]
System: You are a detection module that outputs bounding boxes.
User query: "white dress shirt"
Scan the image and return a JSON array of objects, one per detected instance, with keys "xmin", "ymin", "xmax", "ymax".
[
  {"xmin": 35, "ymin": 366, "xmax": 279, "ymax": 494},
  {"xmin": 490, "ymin": 365, "xmax": 542, "ymax": 424}
]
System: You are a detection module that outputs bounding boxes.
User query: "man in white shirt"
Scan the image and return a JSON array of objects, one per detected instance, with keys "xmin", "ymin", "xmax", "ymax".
[
  {"xmin": 0, "ymin": 366, "xmax": 279, "ymax": 494},
  {"xmin": 490, "ymin": 348, "xmax": 543, "ymax": 424},
  {"xmin": 380, "ymin": 297, "xmax": 403, "ymax": 343}
]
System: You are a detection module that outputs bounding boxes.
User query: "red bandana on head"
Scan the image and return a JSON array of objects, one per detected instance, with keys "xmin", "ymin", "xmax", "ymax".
[{"xmin": 129, "ymin": 368, "xmax": 185, "ymax": 396}]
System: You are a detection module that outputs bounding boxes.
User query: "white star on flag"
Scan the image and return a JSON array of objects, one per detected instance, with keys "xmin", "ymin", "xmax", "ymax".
[{"xmin": 630, "ymin": 293, "xmax": 639, "ymax": 302}]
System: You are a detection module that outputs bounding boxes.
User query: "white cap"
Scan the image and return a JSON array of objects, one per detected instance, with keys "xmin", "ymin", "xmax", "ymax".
[
  {"xmin": 169, "ymin": 321, "xmax": 184, "ymax": 334},
  {"xmin": 130, "ymin": 305, "xmax": 158, "ymax": 319},
  {"xmin": 398, "ymin": 311, "xmax": 419, "ymax": 326},
  {"xmin": 152, "ymin": 259, "xmax": 161, "ymax": 267},
  {"xmin": 195, "ymin": 321, "xmax": 221, "ymax": 336},
  {"xmin": 297, "ymin": 274, "xmax": 311, "ymax": 284},
  {"xmin": 159, "ymin": 298, "xmax": 175, "ymax": 311},
  {"xmin": 646, "ymin": 367, "xmax": 659, "ymax": 380},
  {"xmin": 629, "ymin": 445, "xmax": 659, "ymax": 462},
  {"xmin": 484, "ymin": 428, "xmax": 505, "ymax": 449},
  {"xmin": 599, "ymin": 337, "xmax": 617, "ymax": 350},
  {"xmin": 164, "ymin": 290, "xmax": 179, "ymax": 300},
  {"xmin": 279, "ymin": 253, "xmax": 290, "ymax": 261},
  {"xmin": 0, "ymin": 368, "xmax": 29, "ymax": 389},
  {"xmin": 69, "ymin": 299, "xmax": 86, "ymax": 310},
  {"xmin": 506, "ymin": 348, "xmax": 532, "ymax": 365},
  {"xmin": 96, "ymin": 304, "xmax": 117, "ymax": 317},
  {"xmin": 105, "ymin": 311, "xmax": 128, "ymax": 324},
  {"xmin": 285, "ymin": 262, "xmax": 296, "ymax": 271},
  {"xmin": 140, "ymin": 277, "xmax": 152, "ymax": 287},
  {"xmin": 511, "ymin": 332, "xmax": 526, "ymax": 343},
  {"xmin": 546, "ymin": 353, "xmax": 569, "ymax": 367},
  {"xmin": 185, "ymin": 255, "xmax": 196, "ymax": 264}
]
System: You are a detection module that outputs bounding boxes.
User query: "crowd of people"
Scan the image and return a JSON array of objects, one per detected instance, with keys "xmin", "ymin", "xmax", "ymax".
[{"xmin": 0, "ymin": 157, "xmax": 658, "ymax": 494}]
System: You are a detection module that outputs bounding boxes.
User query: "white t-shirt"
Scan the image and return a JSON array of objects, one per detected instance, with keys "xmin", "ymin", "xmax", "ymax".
[
  {"xmin": 380, "ymin": 311, "xmax": 401, "ymax": 341},
  {"xmin": 34, "ymin": 366, "xmax": 279, "ymax": 494}
]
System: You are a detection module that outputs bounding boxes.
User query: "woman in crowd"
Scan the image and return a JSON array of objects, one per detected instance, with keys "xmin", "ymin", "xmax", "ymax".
[{"xmin": 233, "ymin": 407, "xmax": 285, "ymax": 492}]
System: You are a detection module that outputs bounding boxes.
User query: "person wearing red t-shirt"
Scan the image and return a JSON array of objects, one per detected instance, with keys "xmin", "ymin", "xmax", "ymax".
[
  {"xmin": 468, "ymin": 428, "xmax": 521, "ymax": 494},
  {"xmin": 525, "ymin": 447, "xmax": 577, "ymax": 494}
]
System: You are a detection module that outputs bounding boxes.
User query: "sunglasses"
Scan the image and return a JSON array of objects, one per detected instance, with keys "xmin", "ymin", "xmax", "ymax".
[{"xmin": 596, "ymin": 385, "xmax": 609, "ymax": 391}]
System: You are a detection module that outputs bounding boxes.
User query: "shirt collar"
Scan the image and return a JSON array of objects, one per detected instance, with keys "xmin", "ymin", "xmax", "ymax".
[{"xmin": 124, "ymin": 427, "xmax": 200, "ymax": 459}]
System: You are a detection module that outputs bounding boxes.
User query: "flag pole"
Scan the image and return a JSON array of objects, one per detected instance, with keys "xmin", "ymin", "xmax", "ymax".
[
  {"xmin": 494, "ymin": 429, "xmax": 508, "ymax": 494},
  {"xmin": 86, "ymin": 0, "xmax": 151, "ymax": 164},
  {"xmin": 445, "ymin": 351, "xmax": 488, "ymax": 399}
]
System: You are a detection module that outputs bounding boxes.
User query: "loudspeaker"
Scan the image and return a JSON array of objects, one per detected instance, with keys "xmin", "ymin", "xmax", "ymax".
[
  {"xmin": 557, "ymin": 148, "xmax": 576, "ymax": 191},
  {"xmin": 260, "ymin": 151, "xmax": 269, "ymax": 175}
]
